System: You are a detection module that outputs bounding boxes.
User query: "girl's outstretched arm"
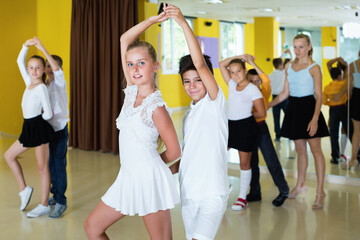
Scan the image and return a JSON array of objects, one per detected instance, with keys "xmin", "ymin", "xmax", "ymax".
[
  {"xmin": 120, "ymin": 12, "xmax": 168, "ymax": 87},
  {"xmin": 17, "ymin": 38, "xmax": 37, "ymax": 87},
  {"xmin": 165, "ymin": 4, "xmax": 219, "ymax": 100}
]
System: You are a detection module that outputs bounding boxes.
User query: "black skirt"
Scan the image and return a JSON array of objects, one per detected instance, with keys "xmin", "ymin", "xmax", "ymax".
[
  {"xmin": 19, "ymin": 115, "xmax": 55, "ymax": 148},
  {"xmin": 280, "ymin": 96, "xmax": 329, "ymax": 140},
  {"xmin": 228, "ymin": 116, "xmax": 258, "ymax": 152},
  {"xmin": 350, "ymin": 87, "xmax": 360, "ymax": 121}
]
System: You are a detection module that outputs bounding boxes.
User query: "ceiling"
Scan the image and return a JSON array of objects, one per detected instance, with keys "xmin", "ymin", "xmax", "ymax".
[{"xmin": 160, "ymin": 0, "xmax": 360, "ymax": 28}]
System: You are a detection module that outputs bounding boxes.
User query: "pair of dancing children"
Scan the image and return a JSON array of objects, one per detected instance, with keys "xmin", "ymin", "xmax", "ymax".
[
  {"xmin": 5, "ymin": 37, "xmax": 69, "ymax": 218},
  {"xmin": 84, "ymin": 4, "xmax": 291, "ymax": 240}
]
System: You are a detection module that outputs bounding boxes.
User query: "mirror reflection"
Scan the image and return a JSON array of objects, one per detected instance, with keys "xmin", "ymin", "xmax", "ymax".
[{"xmin": 160, "ymin": 0, "xmax": 360, "ymax": 179}]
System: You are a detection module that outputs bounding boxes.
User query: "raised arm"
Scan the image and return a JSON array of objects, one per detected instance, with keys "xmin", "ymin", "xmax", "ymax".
[
  {"xmin": 17, "ymin": 39, "xmax": 36, "ymax": 87},
  {"xmin": 268, "ymin": 62, "xmax": 290, "ymax": 108},
  {"xmin": 165, "ymin": 4, "xmax": 219, "ymax": 100},
  {"xmin": 120, "ymin": 12, "xmax": 168, "ymax": 87},
  {"xmin": 219, "ymin": 55, "xmax": 245, "ymax": 85},
  {"xmin": 33, "ymin": 37, "xmax": 59, "ymax": 72},
  {"xmin": 307, "ymin": 64, "xmax": 323, "ymax": 137}
]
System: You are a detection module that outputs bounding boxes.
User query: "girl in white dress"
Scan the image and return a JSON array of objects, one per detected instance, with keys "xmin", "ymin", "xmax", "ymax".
[{"xmin": 84, "ymin": 12, "xmax": 181, "ymax": 240}]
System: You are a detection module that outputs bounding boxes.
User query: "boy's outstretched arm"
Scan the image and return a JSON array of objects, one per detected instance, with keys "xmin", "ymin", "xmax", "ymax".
[
  {"xmin": 120, "ymin": 12, "xmax": 168, "ymax": 86},
  {"xmin": 165, "ymin": 4, "xmax": 218, "ymax": 100},
  {"xmin": 33, "ymin": 37, "xmax": 59, "ymax": 72}
]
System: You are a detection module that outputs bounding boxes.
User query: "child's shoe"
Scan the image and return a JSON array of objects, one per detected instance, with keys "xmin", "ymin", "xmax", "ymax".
[
  {"xmin": 26, "ymin": 204, "xmax": 50, "ymax": 218},
  {"xmin": 19, "ymin": 186, "xmax": 33, "ymax": 211},
  {"xmin": 231, "ymin": 198, "xmax": 248, "ymax": 211}
]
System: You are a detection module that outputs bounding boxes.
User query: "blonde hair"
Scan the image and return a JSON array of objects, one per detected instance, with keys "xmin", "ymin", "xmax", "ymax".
[{"xmin": 293, "ymin": 34, "xmax": 313, "ymax": 63}]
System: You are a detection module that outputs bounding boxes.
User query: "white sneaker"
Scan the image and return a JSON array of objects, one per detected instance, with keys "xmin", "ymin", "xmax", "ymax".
[
  {"xmin": 26, "ymin": 204, "xmax": 50, "ymax": 218},
  {"xmin": 19, "ymin": 186, "xmax": 33, "ymax": 211}
]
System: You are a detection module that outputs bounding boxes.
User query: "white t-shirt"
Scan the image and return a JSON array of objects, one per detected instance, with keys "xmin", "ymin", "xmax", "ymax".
[
  {"xmin": 17, "ymin": 46, "xmax": 52, "ymax": 120},
  {"xmin": 46, "ymin": 69, "xmax": 69, "ymax": 132},
  {"xmin": 269, "ymin": 69, "xmax": 285, "ymax": 95},
  {"xmin": 21, "ymin": 84, "xmax": 52, "ymax": 120},
  {"xmin": 228, "ymin": 79, "xmax": 262, "ymax": 120},
  {"xmin": 18, "ymin": 45, "xmax": 69, "ymax": 131},
  {"xmin": 179, "ymin": 87, "xmax": 229, "ymax": 201}
]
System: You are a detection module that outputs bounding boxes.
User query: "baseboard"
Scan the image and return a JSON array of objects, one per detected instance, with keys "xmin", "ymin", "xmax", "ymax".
[{"xmin": 228, "ymin": 163, "xmax": 360, "ymax": 187}]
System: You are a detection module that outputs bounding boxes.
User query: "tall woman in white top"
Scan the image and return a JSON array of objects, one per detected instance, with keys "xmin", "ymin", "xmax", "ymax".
[
  {"xmin": 84, "ymin": 12, "xmax": 181, "ymax": 240},
  {"xmin": 269, "ymin": 34, "xmax": 329, "ymax": 209},
  {"xmin": 4, "ymin": 38, "xmax": 54, "ymax": 217}
]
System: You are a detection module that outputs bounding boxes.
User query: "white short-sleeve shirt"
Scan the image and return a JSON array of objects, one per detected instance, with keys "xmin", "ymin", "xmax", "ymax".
[
  {"xmin": 269, "ymin": 69, "xmax": 285, "ymax": 95},
  {"xmin": 228, "ymin": 79, "xmax": 263, "ymax": 120},
  {"xmin": 179, "ymin": 87, "xmax": 229, "ymax": 201}
]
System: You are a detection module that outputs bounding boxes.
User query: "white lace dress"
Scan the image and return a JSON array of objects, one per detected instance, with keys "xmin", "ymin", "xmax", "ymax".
[{"xmin": 101, "ymin": 85, "xmax": 180, "ymax": 216}]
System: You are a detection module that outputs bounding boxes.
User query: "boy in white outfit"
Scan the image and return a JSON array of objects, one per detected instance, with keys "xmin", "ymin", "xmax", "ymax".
[
  {"xmin": 34, "ymin": 37, "xmax": 70, "ymax": 218},
  {"xmin": 165, "ymin": 4, "xmax": 229, "ymax": 240}
]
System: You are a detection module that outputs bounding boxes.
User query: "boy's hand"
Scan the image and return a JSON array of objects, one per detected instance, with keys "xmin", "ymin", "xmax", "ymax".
[
  {"xmin": 164, "ymin": 4, "xmax": 186, "ymax": 26},
  {"xmin": 148, "ymin": 11, "xmax": 168, "ymax": 24},
  {"xmin": 24, "ymin": 38, "xmax": 37, "ymax": 47},
  {"xmin": 243, "ymin": 54, "xmax": 256, "ymax": 66},
  {"xmin": 33, "ymin": 36, "xmax": 46, "ymax": 52}
]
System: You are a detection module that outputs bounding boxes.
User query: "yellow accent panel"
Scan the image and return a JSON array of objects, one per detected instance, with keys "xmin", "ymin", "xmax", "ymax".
[
  {"xmin": 274, "ymin": 20, "xmax": 280, "ymax": 58},
  {"xmin": 245, "ymin": 23, "xmax": 254, "ymax": 56},
  {"xmin": 321, "ymin": 27, "xmax": 337, "ymax": 88},
  {"xmin": 0, "ymin": 2, "xmax": 38, "ymax": 134},
  {"xmin": 254, "ymin": 17, "xmax": 276, "ymax": 75},
  {"xmin": 193, "ymin": 18, "xmax": 219, "ymax": 38}
]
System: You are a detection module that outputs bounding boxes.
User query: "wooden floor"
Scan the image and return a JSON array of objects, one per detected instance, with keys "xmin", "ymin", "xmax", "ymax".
[{"xmin": 1, "ymin": 107, "xmax": 360, "ymax": 240}]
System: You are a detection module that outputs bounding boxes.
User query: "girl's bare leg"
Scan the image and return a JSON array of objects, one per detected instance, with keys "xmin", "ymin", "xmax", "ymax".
[
  {"xmin": 142, "ymin": 209, "xmax": 172, "ymax": 240},
  {"xmin": 34, "ymin": 143, "xmax": 50, "ymax": 206}
]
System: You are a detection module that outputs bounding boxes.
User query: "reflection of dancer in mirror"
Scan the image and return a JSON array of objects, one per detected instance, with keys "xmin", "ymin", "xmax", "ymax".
[
  {"xmin": 4, "ymin": 37, "xmax": 54, "ymax": 218},
  {"xmin": 84, "ymin": 11, "xmax": 181, "ymax": 240},
  {"xmin": 269, "ymin": 57, "xmax": 288, "ymax": 141},
  {"xmin": 165, "ymin": 4, "xmax": 229, "ymax": 240},
  {"xmin": 220, "ymin": 54, "xmax": 265, "ymax": 211},
  {"xmin": 269, "ymin": 34, "xmax": 329, "ymax": 209},
  {"xmin": 243, "ymin": 55, "xmax": 289, "ymax": 207},
  {"xmin": 324, "ymin": 57, "xmax": 352, "ymax": 165},
  {"xmin": 343, "ymin": 51, "xmax": 360, "ymax": 169}
]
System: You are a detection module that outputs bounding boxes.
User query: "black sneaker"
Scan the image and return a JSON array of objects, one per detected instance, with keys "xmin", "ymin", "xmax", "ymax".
[
  {"xmin": 330, "ymin": 158, "xmax": 339, "ymax": 164},
  {"xmin": 272, "ymin": 192, "xmax": 289, "ymax": 207},
  {"xmin": 246, "ymin": 193, "xmax": 262, "ymax": 202}
]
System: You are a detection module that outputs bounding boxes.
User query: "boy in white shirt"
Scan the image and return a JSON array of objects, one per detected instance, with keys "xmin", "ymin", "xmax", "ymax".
[
  {"xmin": 34, "ymin": 37, "xmax": 70, "ymax": 218},
  {"xmin": 165, "ymin": 4, "xmax": 229, "ymax": 240},
  {"xmin": 269, "ymin": 58, "xmax": 288, "ymax": 141}
]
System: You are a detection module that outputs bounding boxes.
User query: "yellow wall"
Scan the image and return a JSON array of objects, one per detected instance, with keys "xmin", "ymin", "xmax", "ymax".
[
  {"xmin": 244, "ymin": 23, "xmax": 255, "ymax": 56},
  {"xmin": 0, "ymin": 1, "xmax": 38, "ymax": 135},
  {"xmin": 0, "ymin": 0, "xmax": 72, "ymax": 135},
  {"xmin": 321, "ymin": 26, "xmax": 337, "ymax": 88},
  {"xmin": 254, "ymin": 17, "xmax": 277, "ymax": 75}
]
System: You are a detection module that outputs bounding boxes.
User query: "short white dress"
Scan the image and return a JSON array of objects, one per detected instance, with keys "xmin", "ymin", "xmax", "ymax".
[{"xmin": 101, "ymin": 85, "xmax": 180, "ymax": 216}]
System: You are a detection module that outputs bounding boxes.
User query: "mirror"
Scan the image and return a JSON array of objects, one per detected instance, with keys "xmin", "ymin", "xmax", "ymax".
[{"xmin": 159, "ymin": 0, "xmax": 360, "ymax": 180}]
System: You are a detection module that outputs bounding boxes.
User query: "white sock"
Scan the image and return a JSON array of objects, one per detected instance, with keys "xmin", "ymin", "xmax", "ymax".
[
  {"xmin": 340, "ymin": 133, "xmax": 347, "ymax": 155},
  {"xmin": 239, "ymin": 169, "xmax": 252, "ymax": 199}
]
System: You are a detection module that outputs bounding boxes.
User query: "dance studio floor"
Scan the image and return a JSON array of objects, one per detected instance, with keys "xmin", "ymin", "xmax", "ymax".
[{"xmin": 1, "ymin": 107, "xmax": 360, "ymax": 240}]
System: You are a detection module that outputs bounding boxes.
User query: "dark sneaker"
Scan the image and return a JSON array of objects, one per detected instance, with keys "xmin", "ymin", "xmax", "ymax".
[
  {"xmin": 272, "ymin": 192, "xmax": 289, "ymax": 207},
  {"xmin": 48, "ymin": 196, "xmax": 56, "ymax": 206},
  {"xmin": 330, "ymin": 158, "xmax": 339, "ymax": 164},
  {"xmin": 246, "ymin": 193, "xmax": 262, "ymax": 202},
  {"xmin": 49, "ymin": 203, "xmax": 67, "ymax": 219}
]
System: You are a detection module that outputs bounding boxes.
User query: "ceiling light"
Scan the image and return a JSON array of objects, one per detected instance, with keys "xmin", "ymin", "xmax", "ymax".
[
  {"xmin": 198, "ymin": 11, "xmax": 207, "ymax": 15},
  {"xmin": 204, "ymin": 0, "xmax": 223, "ymax": 4}
]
